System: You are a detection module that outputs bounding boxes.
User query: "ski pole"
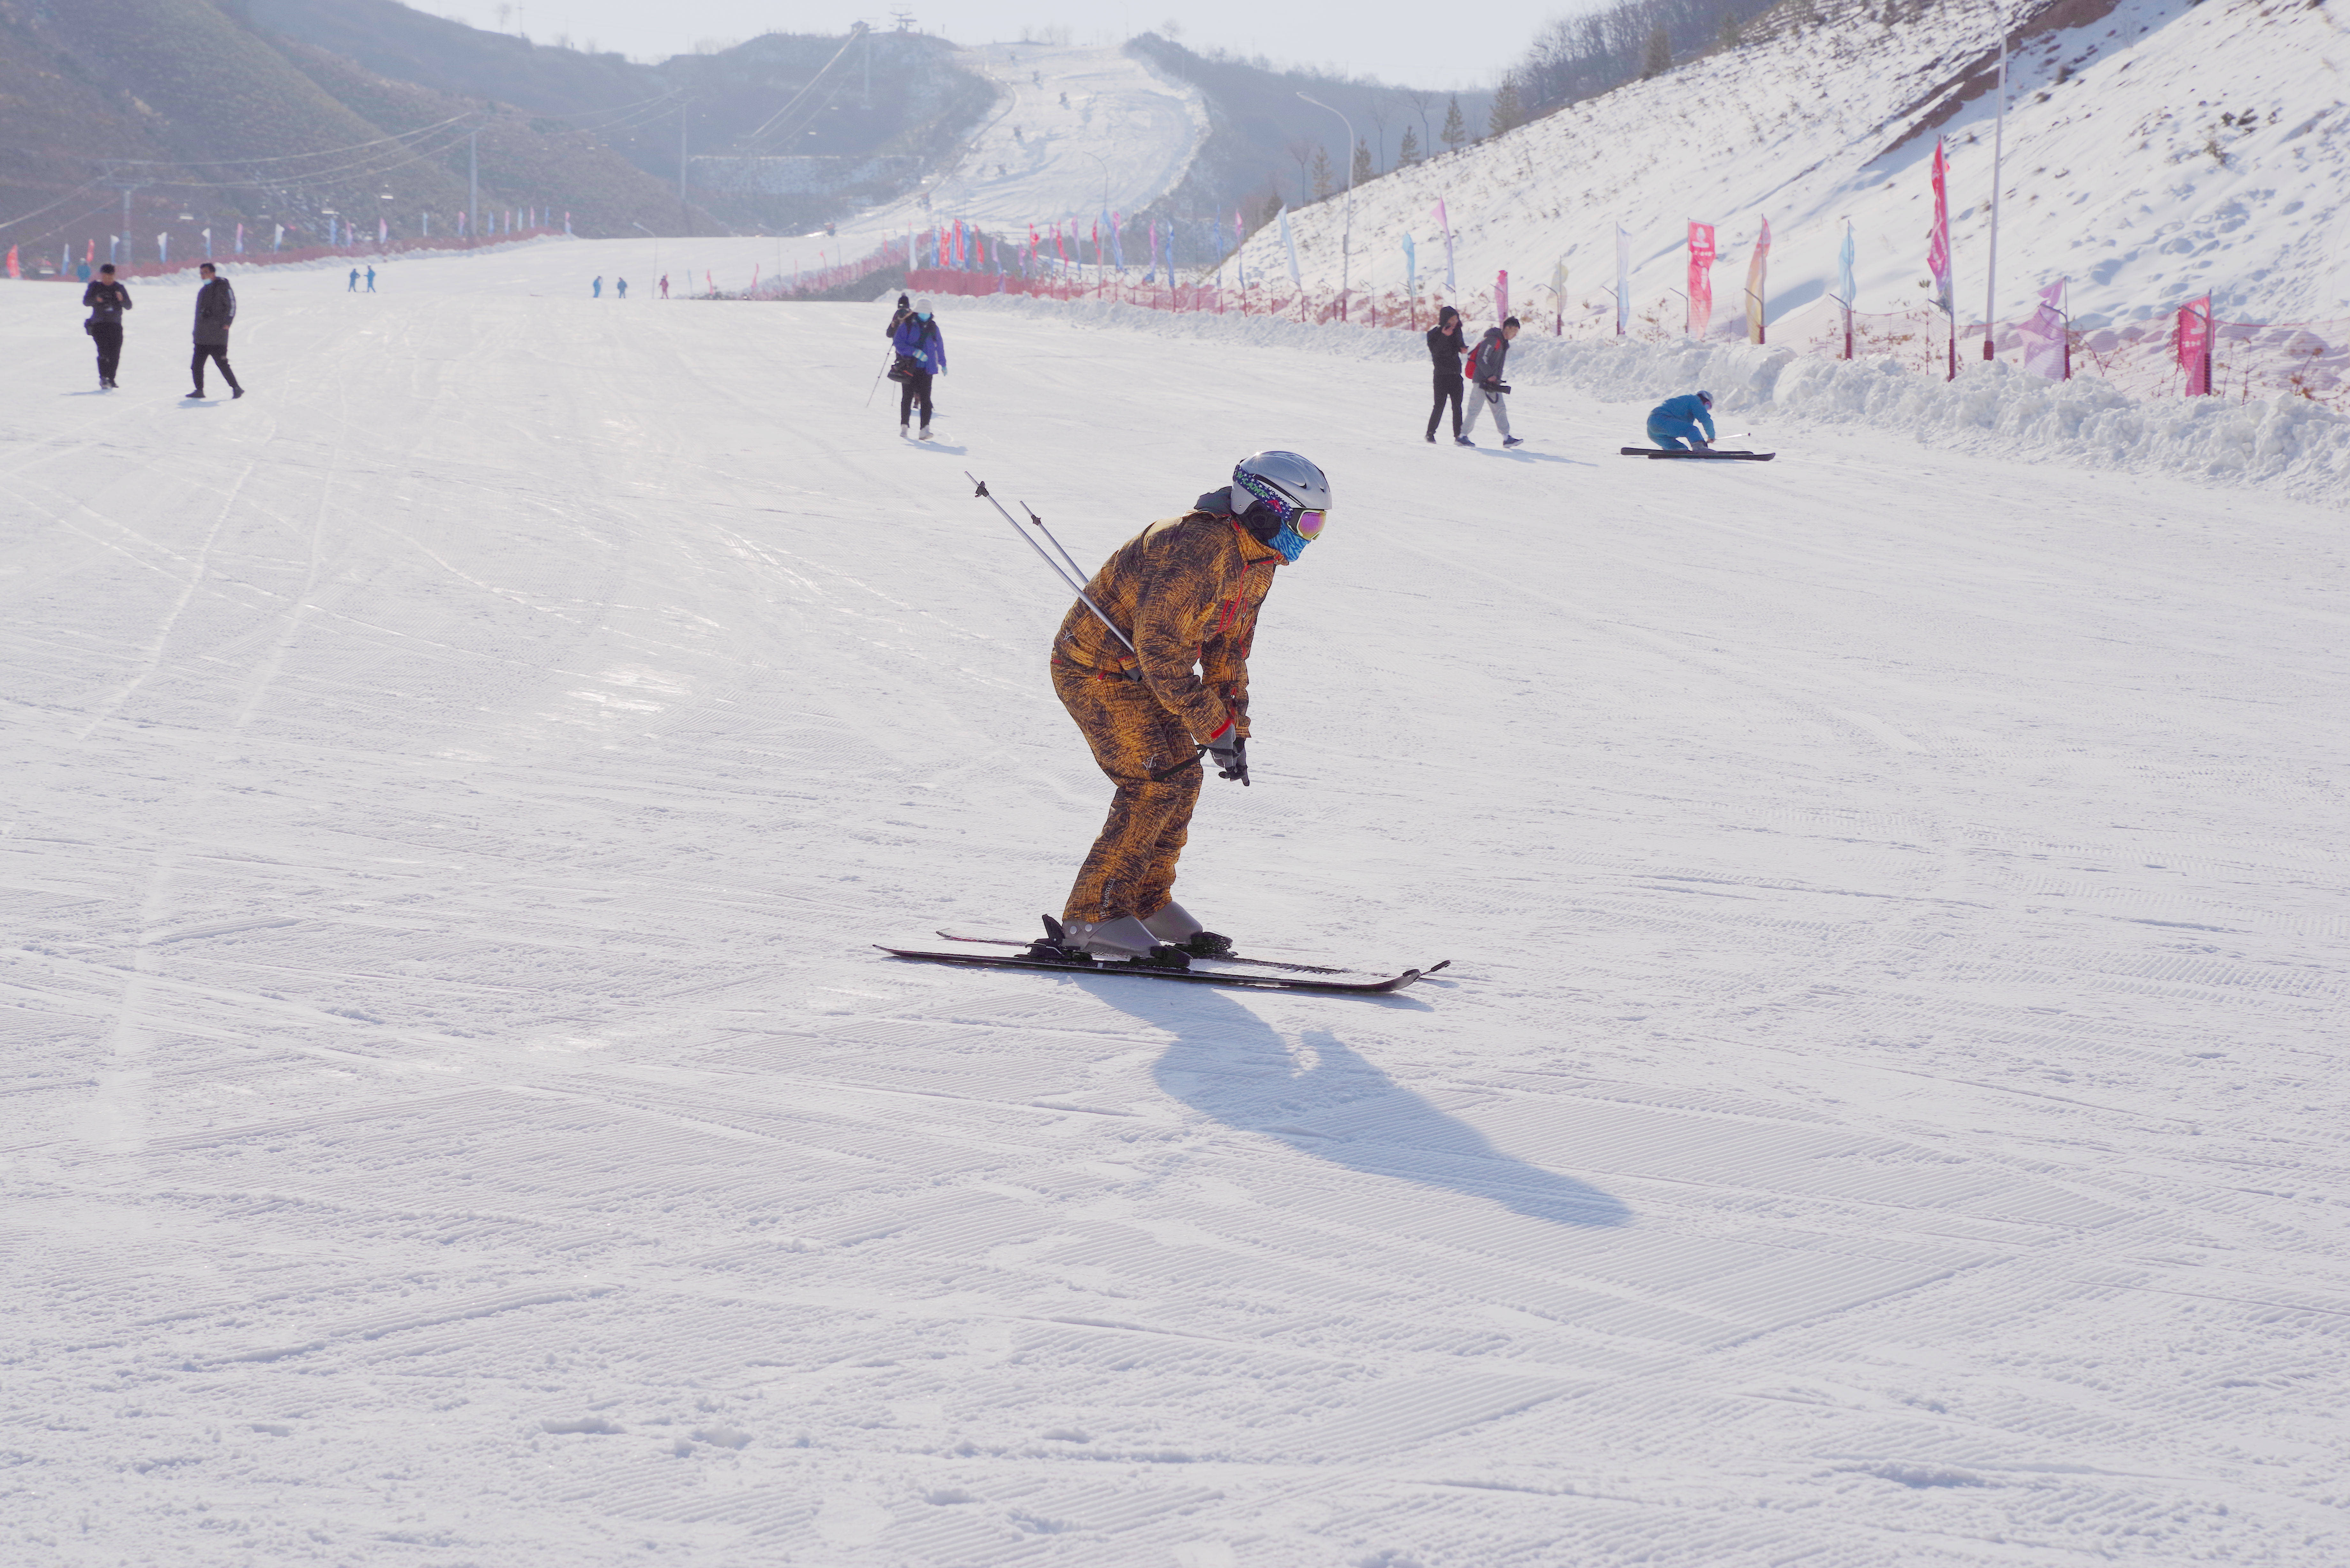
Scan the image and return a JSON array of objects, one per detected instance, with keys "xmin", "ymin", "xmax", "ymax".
[
  {"xmin": 1013, "ymin": 497, "xmax": 1091, "ymax": 588},
  {"xmin": 966, "ymin": 473, "xmax": 1135, "ymax": 655},
  {"xmin": 864, "ymin": 351, "xmax": 892, "ymax": 409}
]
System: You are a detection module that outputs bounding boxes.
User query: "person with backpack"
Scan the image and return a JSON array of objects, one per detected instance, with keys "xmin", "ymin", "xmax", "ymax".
[
  {"xmin": 890, "ymin": 298, "xmax": 945, "ymax": 440},
  {"xmin": 82, "ymin": 262, "xmax": 132, "ymax": 390},
  {"xmin": 187, "ymin": 262, "xmax": 244, "ymax": 400},
  {"xmin": 1461, "ymin": 317, "xmax": 1524, "ymax": 448},
  {"xmin": 1424, "ymin": 304, "xmax": 1467, "ymax": 445},
  {"xmin": 1645, "ymin": 391, "xmax": 1716, "ymax": 451},
  {"xmin": 1037, "ymin": 450, "xmax": 1331, "ymax": 964}
]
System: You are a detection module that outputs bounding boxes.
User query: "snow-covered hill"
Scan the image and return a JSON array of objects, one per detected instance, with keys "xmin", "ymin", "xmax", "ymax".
[{"xmin": 1247, "ymin": 0, "xmax": 2350, "ymax": 332}]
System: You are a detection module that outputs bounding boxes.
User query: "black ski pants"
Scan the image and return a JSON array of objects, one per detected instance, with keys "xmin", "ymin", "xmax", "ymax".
[
  {"xmin": 90, "ymin": 324, "xmax": 123, "ymax": 385},
  {"xmin": 191, "ymin": 344, "xmax": 241, "ymax": 396},
  {"xmin": 898, "ymin": 370, "xmax": 933, "ymax": 429},
  {"xmin": 1427, "ymin": 369, "xmax": 1463, "ymax": 440}
]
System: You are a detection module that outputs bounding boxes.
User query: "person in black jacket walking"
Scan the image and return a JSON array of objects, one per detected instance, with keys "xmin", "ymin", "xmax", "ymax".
[
  {"xmin": 82, "ymin": 263, "xmax": 131, "ymax": 390},
  {"xmin": 1462, "ymin": 317, "xmax": 1522, "ymax": 448},
  {"xmin": 188, "ymin": 263, "xmax": 244, "ymax": 399},
  {"xmin": 1424, "ymin": 304, "xmax": 1466, "ymax": 444}
]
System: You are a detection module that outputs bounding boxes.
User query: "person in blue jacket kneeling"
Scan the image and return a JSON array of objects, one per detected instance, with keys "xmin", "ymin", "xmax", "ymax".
[{"xmin": 1646, "ymin": 390, "xmax": 1716, "ymax": 451}]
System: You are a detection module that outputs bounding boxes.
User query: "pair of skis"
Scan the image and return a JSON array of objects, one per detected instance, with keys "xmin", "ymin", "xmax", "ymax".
[
  {"xmin": 1619, "ymin": 446, "xmax": 1776, "ymax": 461},
  {"xmin": 876, "ymin": 929, "xmax": 1450, "ymax": 996}
]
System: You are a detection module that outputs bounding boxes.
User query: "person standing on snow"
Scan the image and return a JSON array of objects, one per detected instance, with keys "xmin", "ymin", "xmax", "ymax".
[
  {"xmin": 186, "ymin": 262, "xmax": 244, "ymax": 400},
  {"xmin": 347, "ymin": 267, "xmax": 360, "ymax": 292},
  {"xmin": 885, "ymin": 292, "xmax": 913, "ymax": 334},
  {"xmin": 891, "ymin": 299, "xmax": 945, "ymax": 440},
  {"xmin": 1038, "ymin": 451, "xmax": 1330, "ymax": 965},
  {"xmin": 592, "ymin": 276, "xmax": 603, "ymax": 298},
  {"xmin": 365, "ymin": 265, "xmax": 376, "ymax": 292},
  {"xmin": 1424, "ymin": 304, "xmax": 1466, "ymax": 444},
  {"xmin": 616, "ymin": 277, "xmax": 628, "ymax": 299},
  {"xmin": 1646, "ymin": 391, "xmax": 1716, "ymax": 450},
  {"xmin": 82, "ymin": 262, "xmax": 132, "ymax": 390},
  {"xmin": 659, "ymin": 274, "xmax": 670, "ymax": 299},
  {"xmin": 1461, "ymin": 316, "xmax": 1524, "ymax": 448}
]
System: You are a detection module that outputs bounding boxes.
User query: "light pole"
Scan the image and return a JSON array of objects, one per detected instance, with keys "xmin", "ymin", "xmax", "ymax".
[
  {"xmin": 1982, "ymin": 3, "xmax": 2009, "ymax": 360},
  {"xmin": 1297, "ymin": 92, "xmax": 1354, "ymax": 317}
]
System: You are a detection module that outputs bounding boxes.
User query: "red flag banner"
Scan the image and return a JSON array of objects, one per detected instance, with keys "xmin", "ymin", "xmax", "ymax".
[
  {"xmin": 1744, "ymin": 216, "xmax": 1771, "ymax": 345},
  {"xmin": 2176, "ymin": 295, "xmax": 2214, "ymax": 395},
  {"xmin": 1496, "ymin": 269, "xmax": 1509, "ymax": 322},
  {"xmin": 1687, "ymin": 222, "xmax": 1715, "ymax": 336}
]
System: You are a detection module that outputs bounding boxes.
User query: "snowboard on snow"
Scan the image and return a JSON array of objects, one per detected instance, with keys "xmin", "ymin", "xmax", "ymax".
[{"xmin": 1619, "ymin": 446, "xmax": 1776, "ymax": 461}]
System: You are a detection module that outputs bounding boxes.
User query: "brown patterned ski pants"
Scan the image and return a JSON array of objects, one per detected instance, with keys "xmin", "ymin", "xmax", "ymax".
[{"xmin": 1054, "ymin": 660, "xmax": 1203, "ymax": 925}]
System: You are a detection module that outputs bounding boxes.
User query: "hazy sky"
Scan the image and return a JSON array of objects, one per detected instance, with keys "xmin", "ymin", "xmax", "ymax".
[{"xmin": 418, "ymin": 1, "xmax": 1537, "ymax": 90}]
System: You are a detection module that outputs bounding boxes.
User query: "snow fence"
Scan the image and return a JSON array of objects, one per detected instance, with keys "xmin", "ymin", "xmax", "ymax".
[{"xmin": 921, "ymin": 291, "xmax": 2350, "ymax": 506}]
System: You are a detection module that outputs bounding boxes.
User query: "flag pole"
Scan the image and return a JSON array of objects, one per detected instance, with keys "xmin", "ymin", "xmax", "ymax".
[{"xmin": 1983, "ymin": 6, "xmax": 2008, "ymax": 361}]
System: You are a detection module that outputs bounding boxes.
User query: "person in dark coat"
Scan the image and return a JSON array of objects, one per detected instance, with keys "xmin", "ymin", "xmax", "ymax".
[
  {"xmin": 82, "ymin": 262, "xmax": 132, "ymax": 390},
  {"xmin": 891, "ymin": 299, "xmax": 946, "ymax": 440},
  {"xmin": 1462, "ymin": 317, "xmax": 1522, "ymax": 448},
  {"xmin": 1424, "ymin": 304, "xmax": 1466, "ymax": 444},
  {"xmin": 187, "ymin": 262, "xmax": 244, "ymax": 399}
]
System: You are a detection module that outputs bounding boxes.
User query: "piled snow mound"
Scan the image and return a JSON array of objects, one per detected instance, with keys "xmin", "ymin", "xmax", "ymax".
[
  {"xmin": 1542, "ymin": 335, "xmax": 2350, "ymax": 499},
  {"xmin": 936, "ymin": 290, "xmax": 2350, "ymax": 501}
]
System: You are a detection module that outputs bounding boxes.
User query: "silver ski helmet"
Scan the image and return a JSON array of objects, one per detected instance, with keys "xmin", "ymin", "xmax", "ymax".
[{"xmin": 1231, "ymin": 450, "xmax": 1330, "ymax": 563}]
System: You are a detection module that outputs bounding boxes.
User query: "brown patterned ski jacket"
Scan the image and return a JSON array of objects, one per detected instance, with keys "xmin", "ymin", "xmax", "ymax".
[{"xmin": 1052, "ymin": 506, "xmax": 1285, "ymax": 744}]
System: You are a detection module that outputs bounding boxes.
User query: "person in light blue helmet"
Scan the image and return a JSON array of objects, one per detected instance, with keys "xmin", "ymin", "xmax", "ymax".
[{"xmin": 1646, "ymin": 390, "xmax": 1716, "ymax": 451}]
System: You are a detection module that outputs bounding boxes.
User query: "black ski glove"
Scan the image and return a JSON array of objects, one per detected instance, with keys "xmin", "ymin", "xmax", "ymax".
[{"xmin": 1205, "ymin": 733, "xmax": 1249, "ymax": 786}]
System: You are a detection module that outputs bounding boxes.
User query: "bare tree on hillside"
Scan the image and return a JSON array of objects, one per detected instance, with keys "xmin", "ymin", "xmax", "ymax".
[
  {"xmin": 1405, "ymin": 89, "xmax": 1435, "ymax": 158},
  {"xmin": 1287, "ymin": 139, "xmax": 1316, "ymax": 207},
  {"xmin": 1367, "ymin": 98, "xmax": 1389, "ymax": 174}
]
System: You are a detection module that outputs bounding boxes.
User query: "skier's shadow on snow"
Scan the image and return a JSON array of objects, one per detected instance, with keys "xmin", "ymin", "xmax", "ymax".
[{"xmin": 1080, "ymin": 979, "xmax": 1630, "ymax": 1228}]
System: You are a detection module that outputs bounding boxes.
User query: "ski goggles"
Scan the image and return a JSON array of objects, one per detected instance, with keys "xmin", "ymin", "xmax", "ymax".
[{"xmin": 1257, "ymin": 494, "xmax": 1328, "ymax": 539}]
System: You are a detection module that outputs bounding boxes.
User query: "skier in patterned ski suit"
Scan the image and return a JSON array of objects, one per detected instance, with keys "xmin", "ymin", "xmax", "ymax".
[{"xmin": 1047, "ymin": 452, "xmax": 1332, "ymax": 963}]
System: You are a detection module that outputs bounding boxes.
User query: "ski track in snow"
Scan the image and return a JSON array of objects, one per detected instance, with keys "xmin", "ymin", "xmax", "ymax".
[{"xmin": 1, "ymin": 247, "xmax": 2347, "ymax": 1567}]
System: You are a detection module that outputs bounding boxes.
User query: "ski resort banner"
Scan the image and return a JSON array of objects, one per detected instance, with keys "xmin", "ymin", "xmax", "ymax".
[
  {"xmin": 1745, "ymin": 218, "xmax": 1771, "ymax": 345},
  {"xmin": 1929, "ymin": 137, "xmax": 1957, "ymax": 379},
  {"xmin": 1687, "ymin": 222, "xmax": 1714, "ymax": 337},
  {"xmin": 2018, "ymin": 280, "xmax": 2070, "ymax": 379},
  {"xmin": 2177, "ymin": 294, "xmax": 2214, "ymax": 395}
]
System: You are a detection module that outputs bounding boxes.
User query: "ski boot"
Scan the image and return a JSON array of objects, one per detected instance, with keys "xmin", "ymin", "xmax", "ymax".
[
  {"xmin": 1143, "ymin": 901, "xmax": 1232, "ymax": 958},
  {"xmin": 1044, "ymin": 914, "xmax": 1191, "ymax": 969}
]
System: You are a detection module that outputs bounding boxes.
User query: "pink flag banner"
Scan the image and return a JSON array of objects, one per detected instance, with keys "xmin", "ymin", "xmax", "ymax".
[
  {"xmin": 1929, "ymin": 137, "xmax": 1955, "ymax": 377},
  {"xmin": 2176, "ymin": 295, "xmax": 2214, "ymax": 395},
  {"xmin": 1496, "ymin": 269, "xmax": 1509, "ymax": 321},
  {"xmin": 1432, "ymin": 199, "xmax": 1455, "ymax": 292},
  {"xmin": 5, "ymin": 246, "xmax": 17, "ymax": 280},
  {"xmin": 1687, "ymin": 222, "xmax": 1715, "ymax": 336},
  {"xmin": 2018, "ymin": 279, "xmax": 2069, "ymax": 378},
  {"xmin": 1744, "ymin": 216, "xmax": 1771, "ymax": 344},
  {"xmin": 1927, "ymin": 139, "xmax": 1954, "ymax": 318}
]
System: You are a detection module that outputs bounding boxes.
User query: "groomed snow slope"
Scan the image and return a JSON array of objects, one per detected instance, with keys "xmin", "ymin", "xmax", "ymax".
[
  {"xmin": 4, "ymin": 257, "xmax": 2348, "ymax": 1566},
  {"xmin": 1249, "ymin": 0, "xmax": 2350, "ymax": 330},
  {"xmin": 905, "ymin": 41, "xmax": 1209, "ymax": 233}
]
